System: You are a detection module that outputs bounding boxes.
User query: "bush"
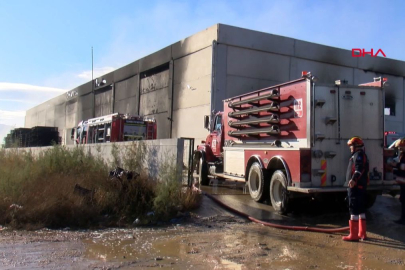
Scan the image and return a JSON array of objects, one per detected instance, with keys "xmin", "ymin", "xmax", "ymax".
[
  {"xmin": 0, "ymin": 146, "xmax": 107, "ymax": 228},
  {"xmin": 0, "ymin": 144, "xmax": 201, "ymax": 229}
]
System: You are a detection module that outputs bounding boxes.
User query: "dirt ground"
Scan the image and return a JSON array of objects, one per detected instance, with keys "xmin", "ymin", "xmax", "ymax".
[{"xmin": 0, "ymin": 194, "xmax": 405, "ymax": 270}]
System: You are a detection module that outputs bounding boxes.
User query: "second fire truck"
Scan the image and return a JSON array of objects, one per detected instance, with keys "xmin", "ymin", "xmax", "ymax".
[{"xmin": 71, "ymin": 113, "xmax": 156, "ymax": 144}]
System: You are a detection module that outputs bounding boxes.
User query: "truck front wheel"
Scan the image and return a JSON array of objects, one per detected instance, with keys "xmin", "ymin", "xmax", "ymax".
[
  {"xmin": 270, "ymin": 170, "xmax": 290, "ymax": 214},
  {"xmin": 248, "ymin": 162, "xmax": 268, "ymax": 202},
  {"xmin": 198, "ymin": 158, "xmax": 209, "ymax": 186}
]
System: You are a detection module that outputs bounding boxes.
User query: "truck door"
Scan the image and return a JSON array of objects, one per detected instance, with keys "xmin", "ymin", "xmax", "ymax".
[
  {"xmin": 312, "ymin": 84, "xmax": 383, "ymax": 187},
  {"xmin": 312, "ymin": 84, "xmax": 341, "ymax": 187},
  {"xmin": 208, "ymin": 114, "xmax": 223, "ymax": 157}
]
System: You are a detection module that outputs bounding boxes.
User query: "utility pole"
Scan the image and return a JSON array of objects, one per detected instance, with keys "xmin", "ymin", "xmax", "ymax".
[{"xmin": 92, "ymin": 47, "xmax": 95, "ymax": 118}]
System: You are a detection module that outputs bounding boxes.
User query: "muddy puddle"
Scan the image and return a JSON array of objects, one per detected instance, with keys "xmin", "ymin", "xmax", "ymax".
[
  {"xmin": 82, "ymin": 225, "xmax": 255, "ymax": 269},
  {"xmin": 1, "ymin": 194, "xmax": 405, "ymax": 269},
  {"xmin": 80, "ymin": 193, "xmax": 405, "ymax": 269},
  {"xmin": 80, "ymin": 221, "xmax": 405, "ymax": 270}
]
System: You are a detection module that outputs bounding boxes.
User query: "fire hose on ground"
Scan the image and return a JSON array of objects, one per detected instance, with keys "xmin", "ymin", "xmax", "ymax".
[{"xmin": 202, "ymin": 191, "xmax": 349, "ymax": 234}]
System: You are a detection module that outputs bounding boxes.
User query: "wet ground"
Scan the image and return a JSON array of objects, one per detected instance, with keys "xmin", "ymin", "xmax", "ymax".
[{"xmin": 1, "ymin": 183, "xmax": 405, "ymax": 269}]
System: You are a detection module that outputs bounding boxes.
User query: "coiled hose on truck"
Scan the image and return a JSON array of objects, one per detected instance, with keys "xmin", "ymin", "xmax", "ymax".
[{"xmin": 203, "ymin": 191, "xmax": 349, "ymax": 233}]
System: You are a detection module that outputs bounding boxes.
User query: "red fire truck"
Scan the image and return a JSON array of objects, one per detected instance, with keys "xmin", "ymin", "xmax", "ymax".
[
  {"xmin": 194, "ymin": 72, "xmax": 398, "ymax": 213},
  {"xmin": 71, "ymin": 113, "xmax": 156, "ymax": 144}
]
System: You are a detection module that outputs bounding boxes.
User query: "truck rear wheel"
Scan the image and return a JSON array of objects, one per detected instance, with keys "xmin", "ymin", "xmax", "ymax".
[
  {"xmin": 248, "ymin": 162, "xmax": 268, "ymax": 202},
  {"xmin": 198, "ymin": 158, "xmax": 209, "ymax": 186},
  {"xmin": 270, "ymin": 170, "xmax": 290, "ymax": 214}
]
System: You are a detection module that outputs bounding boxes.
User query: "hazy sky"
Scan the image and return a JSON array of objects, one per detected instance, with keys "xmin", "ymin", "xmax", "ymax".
[{"xmin": 1, "ymin": 0, "xmax": 404, "ymax": 128}]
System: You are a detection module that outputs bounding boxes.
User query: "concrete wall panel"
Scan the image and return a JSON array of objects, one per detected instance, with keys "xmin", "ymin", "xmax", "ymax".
[
  {"xmin": 139, "ymin": 69, "xmax": 170, "ymax": 138},
  {"xmin": 114, "ymin": 61, "xmax": 139, "ymax": 82},
  {"xmin": 172, "ymin": 46, "xmax": 212, "ymax": 135},
  {"xmin": 55, "ymin": 103, "xmax": 65, "ymax": 120},
  {"xmin": 387, "ymin": 97, "xmax": 404, "ymax": 131},
  {"xmin": 218, "ymin": 24, "xmax": 294, "ymax": 56},
  {"xmin": 139, "ymin": 87, "xmax": 169, "ymax": 116},
  {"xmin": 172, "ymin": 25, "xmax": 217, "ymax": 59},
  {"xmin": 147, "ymin": 112, "xmax": 171, "ymax": 139},
  {"xmin": 54, "ymin": 102, "xmax": 66, "ymax": 143},
  {"xmin": 79, "ymin": 108, "xmax": 93, "ymax": 124},
  {"xmin": 227, "ymin": 47, "xmax": 290, "ymax": 82},
  {"xmin": 94, "ymin": 72, "xmax": 114, "ymax": 92},
  {"xmin": 140, "ymin": 69, "xmax": 170, "ymax": 117},
  {"xmin": 114, "ymin": 75, "xmax": 139, "ymax": 115},
  {"xmin": 352, "ymin": 69, "xmax": 379, "ymax": 85},
  {"xmin": 37, "ymin": 110, "xmax": 46, "ymax": 126},
  {"xmin": 65, "ymin": 101, "xmax": 77, "ymax": 128},
  {"xmin": 358, "ymin": 56, "xmax": 405, "ymax": 77},
  {"xmin": 173, "ymin": 75, "xmax": 211, "ymax": 110},
  {"xmin": 294, "ymin": 40, "xmax": 357, "ymax": 67},
  {"xmin": 114, "ymin": 96, "xmax": 138, "ymax": 116},
  {"xmin": 173, "ymin": 47, "xmax": 212, "ymax": 84},
  {"xmin": 45, "ymin": 108, "xmax": 55, "ymax": 126},
  {"xmin": 140, "ymin": 71, "xmax": 169, "ymax": 92},
  {"xmin": 25, "ymin": 114, "xmax": 35, "ymax": 128},
  {"xmin": 78, "ymin": 93, "xmax": 93, "ymax": 112},
  {"xmin": 115, "ymin": 75, "xmax": 138, "ymax": 101},
  {"xmin": 386, "ymin": 113, "xmax": 404, "ymax": 133},
  {"xmin": 214, "ymin": 44, "xmax": 228, "ymax": 111},
  {"xmin": 226, "ymin": 75, "xmax": 281, "ymax": 99},
  {"xmin": 290, "ymin": 58, "xmax": 354, "ymax": 83},
  {"xmin": 94, "ymin": 88, "xmax": 113, "ymax": 117},
  {"xmin": 139, "ymin": 46, "xmax": 171, "ymax": 72},
  {"xmin": 69, "ymin": 81, "xmax": 92, "ymax": 97},
  {"xmin": 172, "ymin": 104, "xmax": 210, "ymax": 143}
]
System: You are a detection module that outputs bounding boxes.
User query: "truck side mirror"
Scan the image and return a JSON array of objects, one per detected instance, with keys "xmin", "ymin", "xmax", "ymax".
[
  {"xmin": 71, "ymin": 128, "xmax": 75, "ymax": 140},
  {"xmin": 204, "ymin": 115, "xmax": 210, "ymax": 130}
]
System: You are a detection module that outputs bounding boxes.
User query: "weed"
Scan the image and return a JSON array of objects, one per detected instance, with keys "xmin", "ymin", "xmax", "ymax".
[
  {"xmin": 111, "ymin": 143, "xmax": 121, "ymax": 168},
  {"xmin": 0, "ymin": 144, "xmax": 201, "ymax": 229},
  {"xmin": 122, "ymin": 141, "xmax": 147, "ymax": 173}
]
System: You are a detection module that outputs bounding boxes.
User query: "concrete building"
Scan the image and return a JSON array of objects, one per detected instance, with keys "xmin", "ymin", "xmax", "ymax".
[{"xmin": 25, "ymin": 24, "xmax": 405, "ymax": 145}]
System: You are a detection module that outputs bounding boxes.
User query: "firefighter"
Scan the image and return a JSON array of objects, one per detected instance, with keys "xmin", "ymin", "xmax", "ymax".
[
  {"xmin": 390, "ymin": 138, "xmax": 405, "ymax": 225},
  {"xmin": 343, "ymin": 136, "xmax": 369, "ymax": 241}
]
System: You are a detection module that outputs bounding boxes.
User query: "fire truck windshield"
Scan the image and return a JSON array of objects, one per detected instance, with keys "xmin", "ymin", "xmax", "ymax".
[{"xmin": 214, "ymin": 115, "xmax": 222, "ymax": 131}]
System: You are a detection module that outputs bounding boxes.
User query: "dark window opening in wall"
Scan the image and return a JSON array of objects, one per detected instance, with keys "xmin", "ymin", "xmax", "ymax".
[
  {"xmin": 385, "ymin": 95, "xmax": 395, "ymax": 116},
  {"xmin": 140, "ymin": 63, "xmax": 170, "ymax": 95},
  {"xmin": 140, "ymin": 62, "xmax": 170, "ymax": 78}
]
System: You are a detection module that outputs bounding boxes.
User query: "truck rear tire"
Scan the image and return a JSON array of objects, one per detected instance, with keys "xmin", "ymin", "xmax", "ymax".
[
  {"xmin": 248, "ymin": 162, "xmax": 268, "ymax": 202},
  {"xmin": 198, "ymin": 158, "xmax": 209, "ymax": 186},
  {"xmin": 270, "ymin": 170, "xmax": 290, "ymax": 214}
]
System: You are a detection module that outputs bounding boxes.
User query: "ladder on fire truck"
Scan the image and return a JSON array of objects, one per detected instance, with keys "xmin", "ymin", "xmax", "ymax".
[{"xmin": 146, "ymin": 121, "xmax": 155, "ymax": 139}]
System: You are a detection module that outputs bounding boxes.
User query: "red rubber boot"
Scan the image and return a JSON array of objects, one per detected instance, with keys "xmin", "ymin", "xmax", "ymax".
[
  {"xmin": 358, "ymin": 219, "xmax": 367, "ymax": 240},
  {"xmin": 342, "ymin": 220, "xmax": 359, "ymax": 241}
]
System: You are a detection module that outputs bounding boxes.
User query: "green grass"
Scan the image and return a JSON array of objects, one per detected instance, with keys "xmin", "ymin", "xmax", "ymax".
[{"xmin": 0, "ymin": 144, "xmax": 201, "ymax": 229}]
